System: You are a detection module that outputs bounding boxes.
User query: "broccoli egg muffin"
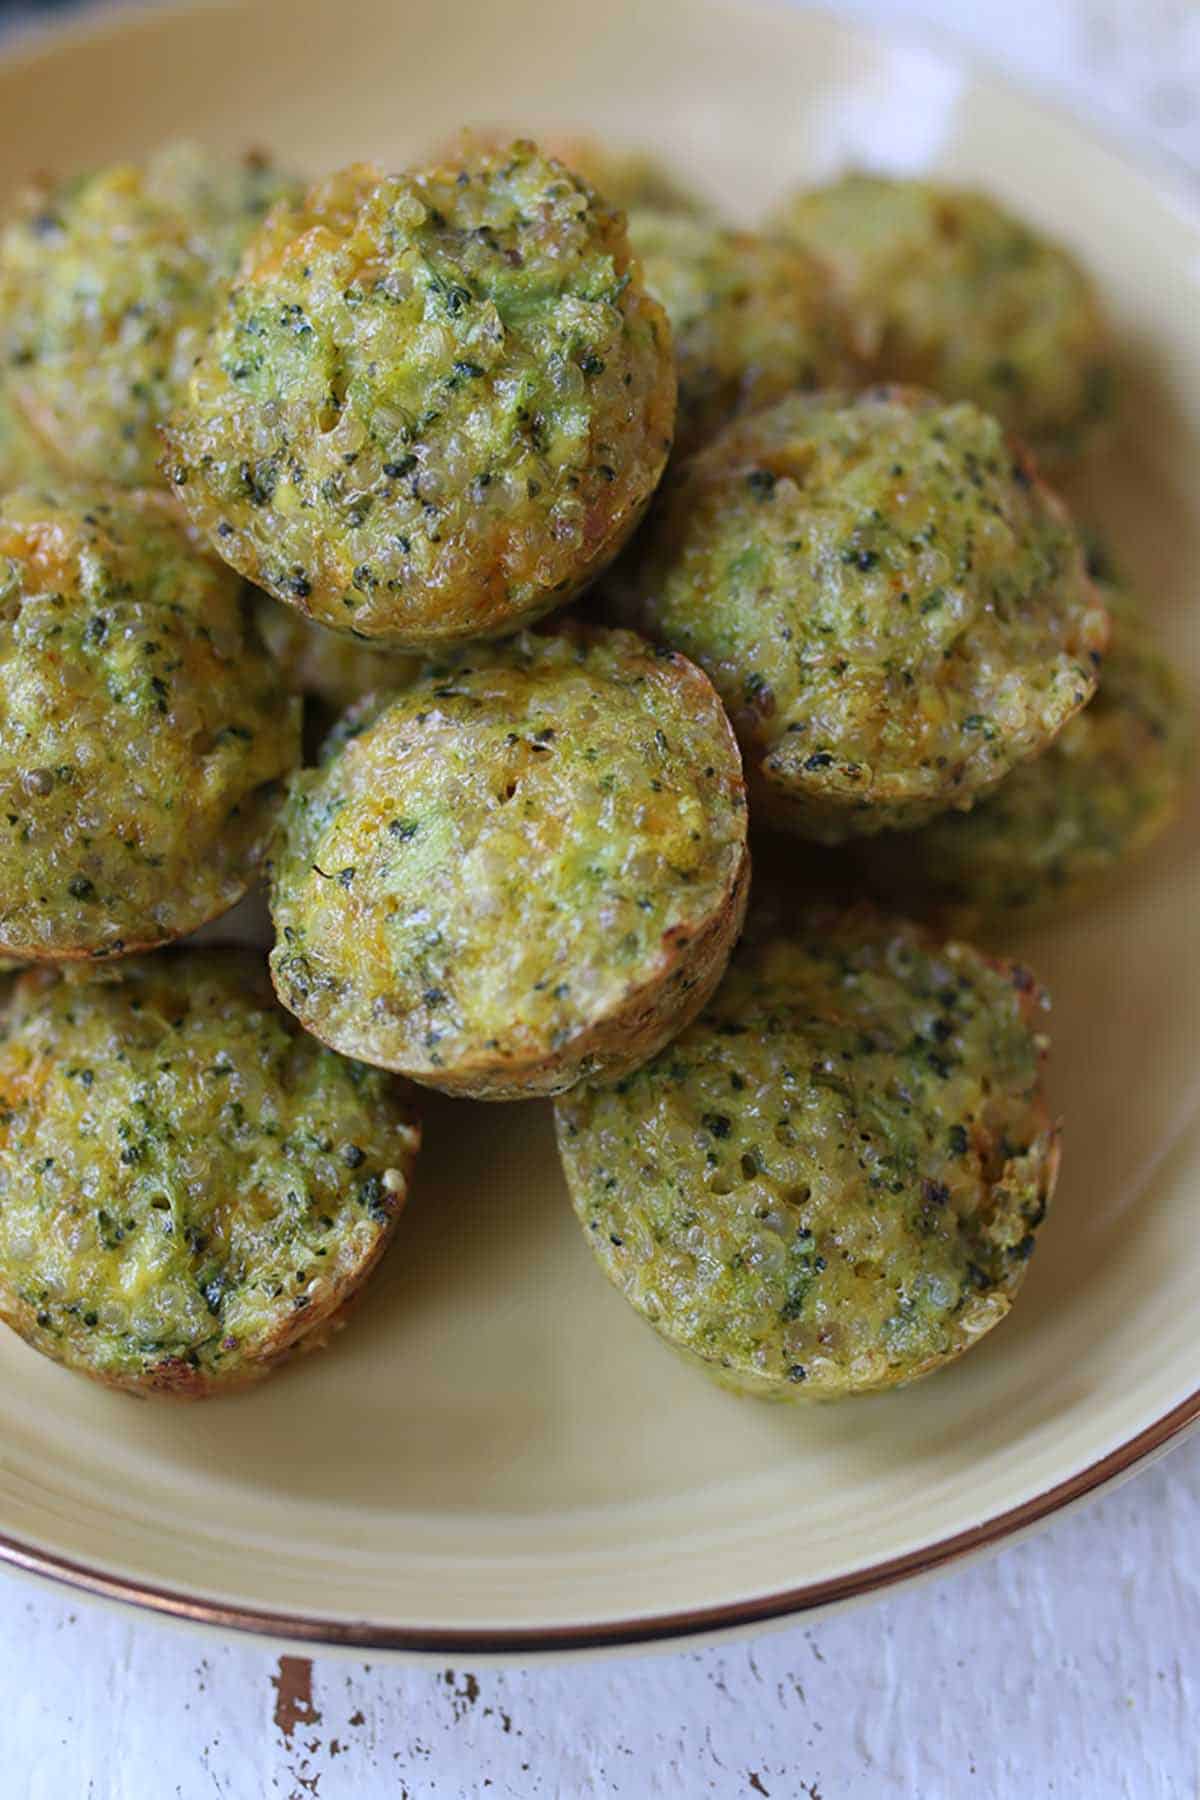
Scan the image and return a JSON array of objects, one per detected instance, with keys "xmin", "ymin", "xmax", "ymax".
[
  {"xmin": 555, "ymin": 907, "xmax": 1058, "ymax": 1399},
  {"xmin": 0, "ymin": 952, "xmax": 420, "ymax": 1396},
  {"xmin": 439, "ymin": 128, "xmax": 705, "ymax": 215},
  {"xmin": 269, "ymin": 625, "xmax": 749, "ymax": 1099},
  {"xmin": 0, "ymin": 482, "xmax": 300, "ymax": 960},
  {"xmin": 857, "ymin": 548, "xmax": 1193, "ymax": 934},
  {"xmin": 771, "ymin": 173, "xmax": 1114, "ymax": 466},
  {"xmin": 164, "ymin": 141, "xmax": 676, "ymax": 647},
  {"xmin": 614, "ymin": 387, "xmax": 1107, "ymax": 841},
  {"xmin": 253, "ymin": 593, "xmax": 420, "ymax": 717},
  {"xmin": 627, "ymin": 209, "xmax": 852, "ymax": 456},
  {"xmin": 0, "ymin": 142, "xmax": 301, "ymax": 488}
]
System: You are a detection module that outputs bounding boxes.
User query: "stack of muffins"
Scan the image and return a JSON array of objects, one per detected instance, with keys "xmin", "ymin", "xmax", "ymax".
[{"xmin": 0, "ymin": 130, "xmax": 1184, "ymax": 1401}]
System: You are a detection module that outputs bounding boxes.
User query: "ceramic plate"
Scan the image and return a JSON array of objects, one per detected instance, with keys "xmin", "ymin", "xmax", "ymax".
[{"xmin": 0, "ymin": 0, "xmax": 1197, "ymax": 1658}]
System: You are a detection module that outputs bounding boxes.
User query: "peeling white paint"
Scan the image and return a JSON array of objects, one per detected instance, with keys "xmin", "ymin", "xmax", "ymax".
[{"xmin": 1, "ymin": 1428, "xmax": 1197, "ymax": 1798}]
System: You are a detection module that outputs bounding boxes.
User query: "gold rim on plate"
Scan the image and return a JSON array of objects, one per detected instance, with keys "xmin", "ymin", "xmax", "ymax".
[{"xmin": 0, "ymin": 1389, "xmax": 1196, "ymax": 1652}]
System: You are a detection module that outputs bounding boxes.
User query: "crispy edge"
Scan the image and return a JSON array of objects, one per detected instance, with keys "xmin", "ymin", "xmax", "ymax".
[
  {"xmin": 752, "ymin": 441, "xmax": 1107, "ymax": 839},
  {"xmin": 0, "ymin": 1122, "xmax": 419, "ymax": 1399},
  {"xmin": 557, "ymin": 915, "xmax": 1060, "ymax": 1399},
  {"xmin": 0, "ymin": 952, "xmax": 420, "ymax": 1398},
  {"xmin": 0, "ymin": 785, "xmax": 285, "ymax": 964},
  {"xmin": 272, "ymin": 637, "xmax": 752, "ymax": 1098}
]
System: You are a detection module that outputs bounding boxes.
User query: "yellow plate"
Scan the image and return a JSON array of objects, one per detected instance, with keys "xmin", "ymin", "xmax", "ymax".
[{"xmin": 1, "ymin": 0, "xmax": 1198, "ymax": 1658}]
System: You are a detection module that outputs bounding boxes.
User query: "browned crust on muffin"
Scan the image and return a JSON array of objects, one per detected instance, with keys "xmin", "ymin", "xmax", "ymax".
[
  {"xmin": 269, "ymin": 623, "xmax": 752, "ymax": 1098},
  {"xmin": 343, "ymin": 840, "xmax": 750, "ymax": 1101},
  {"xmin": 0, "ymin": 779, "xmax": 284, "ymax": 964},
  {"xmin": 0, "ymin": 1134, "xmax": 417, "ymax": 1400}
]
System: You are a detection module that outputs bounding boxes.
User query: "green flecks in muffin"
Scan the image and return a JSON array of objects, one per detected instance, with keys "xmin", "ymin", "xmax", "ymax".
[
  {"xmin": 556, "ymin": 908, "xmax": 1057, "ymax": 1400},
  {"xmin": 627, "ymin": 208, "xmax": 852, "ymax": 456},
  {"xmin": 0, "ymin": 952, "xmax": 419, "ymax": 1391},
  {"xmin": 856, "ymin": 561, "xmax": 1193, "ymax": 932},
  {"xmin": 267, "ymin": 626, "xmax": 746, "ymax": 1093},
  {"xmin": 614, "ymin": 388, "xmax": 1106, "ymax": 841},
  {"xmin": 164, "ymin": 143, "xmax": 675, "ymax": 646},
  {"xmin": 0, "ymin": 482, "xmax": 299, "ymax": 957},
  {"xmin": 0, "ymin": 143, "xmax": 302, "ymax": 487},
  {"xmin": 771, "ymin": 174, "xmax": 1115, "ymax": 466}
]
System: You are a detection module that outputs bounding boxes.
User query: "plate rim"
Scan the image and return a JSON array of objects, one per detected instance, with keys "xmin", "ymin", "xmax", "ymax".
[
  {"xmin": 1, "ymin": 0, "xmax": 1199, "ymax": 1658},
  {"xmin": 2, "ymin": 1389, "xmax": 1197, "ymax": 1654}
]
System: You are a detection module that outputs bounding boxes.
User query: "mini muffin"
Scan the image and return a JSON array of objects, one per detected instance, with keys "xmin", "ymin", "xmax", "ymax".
[
  {"xmin": 857, "ymin": 548, "xmax": 1193, "ymax": 935},
  {"xmin": 555, "ymin": 907, "xmax": 1058, "ymax": 1400},
  {"xmin": 0, "ymin": 482, "xmax": 300, "ymax": 960},
  {"xmin": 613, "ymin": 388, "xmax": 1107, "ymax": 841},
  {"xmin": 269, "ymin": 625, "xmax": 749, "ymax": 1099},
  {"xmin": 627, "ymin": 209, "xmax": 853, "ymax": 456},
  {"xmin": 0, "ymin": 952, "xmax": 420, "ymax": 1396},
  {"xmin": 164, "ymin": 141, "xmax": 676, "ymax": 647},
  {"xmin": 439, "ymin": 128, "xmax": 705, "ymax": 215},
  {"xmin": 771, "ymin": 173, "xmax": 1114, "ymax": 467},
  {"xmin": 0, "ymin": 142, "xmax": 301, "ymax": 488},
  {"xmin": 253, "ymin": 593, "xmax": 421, "ymax": 716}
]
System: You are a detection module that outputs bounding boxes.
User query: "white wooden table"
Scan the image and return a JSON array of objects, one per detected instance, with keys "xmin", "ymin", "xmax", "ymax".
[{"xmin": 2, "ymin": 3, "xmax": 1197, "ymax": 1794}]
